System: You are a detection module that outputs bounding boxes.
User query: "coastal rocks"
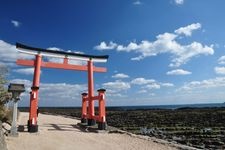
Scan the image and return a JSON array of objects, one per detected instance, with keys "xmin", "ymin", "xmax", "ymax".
[
  {"xmin": 105, "ymin": 108, "xmax": 225, "ymax": 149},
  {"xmin": 139, "ymin": 126, "xmax": 225, "ymax": 149}
]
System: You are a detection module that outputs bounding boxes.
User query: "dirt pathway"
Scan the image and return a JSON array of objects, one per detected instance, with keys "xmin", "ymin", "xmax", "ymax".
[{"xmin": 5, "ymin": 112, "xmax": 179, "ymax": 150}]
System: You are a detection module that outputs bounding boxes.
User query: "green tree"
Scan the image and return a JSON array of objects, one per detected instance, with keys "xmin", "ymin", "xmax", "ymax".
[{"xmin": 0, "ymin": 65, "xmax": 9, "ymax": 120}]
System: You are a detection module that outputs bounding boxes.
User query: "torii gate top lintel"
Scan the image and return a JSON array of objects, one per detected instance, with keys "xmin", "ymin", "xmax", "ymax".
[
  {"xmin": 16, "ymin": 43, "xmax": 109, "ymax": 63},
  {"xmin": 16, "ymin": 43, "xmax": 108, "ymax": 72}
]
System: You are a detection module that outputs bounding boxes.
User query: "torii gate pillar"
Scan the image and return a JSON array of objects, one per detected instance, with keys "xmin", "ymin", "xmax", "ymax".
[
  {"xmin": 87, "ymin": 60, "xmax": 96, "ymax": 126},
  {"xmin": 28, "ymin": 54, "xmax": 42, "ymax": 132}
]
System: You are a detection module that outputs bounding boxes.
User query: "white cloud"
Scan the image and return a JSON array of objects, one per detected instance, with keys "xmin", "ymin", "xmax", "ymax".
[
  {"xmin": 131, "ymin": 77, "xmax": 174, "ymax": 94},
  {"xmin": 0, "ymin": 40, "xmax": 86, "ymax": 67},
  {"xmin": 10, "ymin": 79, "xmax": 32, "ymax": 87},
  {"xmin": 161, "ymin": 83, "xmax": 174, "ymax": 87},
  {"xmin": 102, "ymin": 80, "xmax": 131, "ymax": 97},
  {"xmin": 214, "ymin": 67, "xmax": 225, "ymax": 75},
  {"xmin": 169, "ymin": 41, "xmax": 214, "ymax": 67},
  {"xmin": 112, "ymin": 73, "xmax": 129, "ymax": 79},
  {"xmin": 166, "ymin": 69, "xmax": 192, "ymax": 75},
  {"xmin": 131, "ymin": 78, "xmax": 155, "ymax": 85},
  {"xmin": 47, "ymin": 47, "xmax": 62, "ymax": 51},
  {"xmin": 174, "ymin": 0, "xmax": 184, "ymax": 5},
  {"xmin": 13, "ymin": 68, "xmax": 35, "ymax": 75},
  {"xmin": 69, "ymin": 59, "xmax": 86, "ymax": 65},
  {"xmin": 178, "ymin": 77, "xmax": 225, "ymax": 91},
  {"xmin": 102, "ymin": 80, "xmax": 130, "ymax": 94},
  {"xmin": 45, "ymin": 57, "xmax": 63, "ymax": 63},
  {"xmin": 40, "ymin": 83, "xmax": 87, "ymax": 98},
  {"xmin": 106, "ymin": 93, "xmax": 125, "ymax": 98},
  {"xmin": 137, "ymin": 90, "xmax": 155, "ymax": 96},
  {"xmin": 148, "ymin": 93, "xmax": 155, "ymax": 96},
  {"xmin": 47, "ymin": 47, "xmax": 84, "ymax": 54},
  {"xmin": 133, "ymin": 0, "xmax": 142, "ymax": 5},
  {"xmin": 46, "ymin": 57, "xmax": 86, "ymax": 65},
  {"xmin": 218, "ymin": 56, "xmax": 225, "ymax": 65},
  {"xmin": 137, "ymin": 89, "xmax": 147, "ymax": 93},
  {"xmin": 94, "ymin": 41, "xmax": 117, "ymax": 50},
  {"xmin": 0, "ymin": 40, "xmax": 34, "ymax": 66},
  {"xmin": 95, "ymin": 23, "xmax": 214, "ymax": 67},
  {"xmin": 117, "ymin": 42, "xmax": 140, "ymax": 52},
  {"xmin": 46, "ymin": 47, "xmax": 86, "ymax": 65},
  {"xmin": 131, "ymin": 77, "xmax": 174, "ymax": 88},
  {"xmin": 11, "ymin": 20, "xmax": 21, "ymax": 27},
  {"xmin": 145, "ymin": 83, "xmax": 160, "ymax": 90},
  {"xmin": 10, "ymin": 77, "xmax": 175, "ymax": 106},
  {"xmin": 175, "ymin": 23, "xmax": 201, "ymax": 36},
  {"xmin": 10, "ymin": 79, "xmax": 87, "ymax": 106},
  {"xmin": 102, "ymin": 77, "xmax": 174, "ymax": 98}
]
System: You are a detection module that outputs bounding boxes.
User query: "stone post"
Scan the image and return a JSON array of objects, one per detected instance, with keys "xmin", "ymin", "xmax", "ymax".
[{"xmin": 10, "ymin": 98, "xmax": 19, "ymax": 136}]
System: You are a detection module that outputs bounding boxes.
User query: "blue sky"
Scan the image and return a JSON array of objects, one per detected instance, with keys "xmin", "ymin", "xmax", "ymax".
[{"xmin": 1, "ymin": 0, "xmax": 225, "ymax": 106}]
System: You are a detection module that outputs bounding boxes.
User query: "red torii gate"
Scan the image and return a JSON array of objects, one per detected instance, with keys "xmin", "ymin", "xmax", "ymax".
[{"xmin": 16, "ymin": 43, "xmax": 109, "ymax": 132}]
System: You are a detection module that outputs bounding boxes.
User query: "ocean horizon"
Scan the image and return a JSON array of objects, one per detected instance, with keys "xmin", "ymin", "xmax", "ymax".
[{"xmin": 19, "ymin": 102, "xmax": 225, "ymax": 110}]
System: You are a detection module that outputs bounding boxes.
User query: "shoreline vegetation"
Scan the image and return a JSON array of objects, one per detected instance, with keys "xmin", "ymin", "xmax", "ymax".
[{"xmin": 19, "ymin": 105, "xmax": 225, "ymax": 149}]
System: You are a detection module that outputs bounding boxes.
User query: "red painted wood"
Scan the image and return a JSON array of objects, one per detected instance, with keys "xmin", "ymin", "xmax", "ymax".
[
  {"xmin": 17, "ymin": 56, "xmax": 107, "ymax": 129},
  {"xmin": 82, "ymin": 94, "xmax": 88, "ymax": 119},
  {"xmin": 88, "ymin": 60, "xmax": 95, "ymax": 120},
  {"xmin": 16, "ymin": 59, "xmax": 107, "ymax": 72},
  {"xmin": 98, "ymin": 91, "xmax": 106, "ymax": 123},
  {"xmin": 29, "ymin": 55, "xmax": 42, "ymax": 125}
]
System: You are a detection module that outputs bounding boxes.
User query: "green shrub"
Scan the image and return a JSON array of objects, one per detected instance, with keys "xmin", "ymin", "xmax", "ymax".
[{"xmin": 0, "ymin": 65, "xmax": 9, "ymax": 121}]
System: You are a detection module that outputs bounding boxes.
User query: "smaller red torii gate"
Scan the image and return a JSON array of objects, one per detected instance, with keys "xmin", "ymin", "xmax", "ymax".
[{"xmin": 16, "ymin": 43, "xmax": 109, "ymax": 132}]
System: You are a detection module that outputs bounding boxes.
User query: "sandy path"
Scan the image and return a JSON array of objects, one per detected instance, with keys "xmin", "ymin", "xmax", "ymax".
[{"xmin": 5, "ymin": 112, "xmax": 178, "ymax": 150}]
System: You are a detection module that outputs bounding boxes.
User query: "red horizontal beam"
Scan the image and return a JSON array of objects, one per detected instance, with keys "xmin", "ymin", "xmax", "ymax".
[
  {"xmin": 91, "ymin": 96, "xmax": 99, "ymax": 100},
  {"xmin": 93, "ymin": 115, "xmax": 100, "ymax": 121},
  {"xmin": 16, "ymin": 59, "xmax": 107, "ymax": 72}
]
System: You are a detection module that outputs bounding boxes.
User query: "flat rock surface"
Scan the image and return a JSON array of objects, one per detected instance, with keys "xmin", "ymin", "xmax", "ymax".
[{"xmin": 5, "ymin": 112, "xmax": 178, "ymax": 150}]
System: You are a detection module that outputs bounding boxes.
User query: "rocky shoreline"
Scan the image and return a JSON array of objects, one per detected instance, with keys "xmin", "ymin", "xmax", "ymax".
[{"xmin": 106, "ymin": 107, "xmax": 225, "ymax": 149}]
